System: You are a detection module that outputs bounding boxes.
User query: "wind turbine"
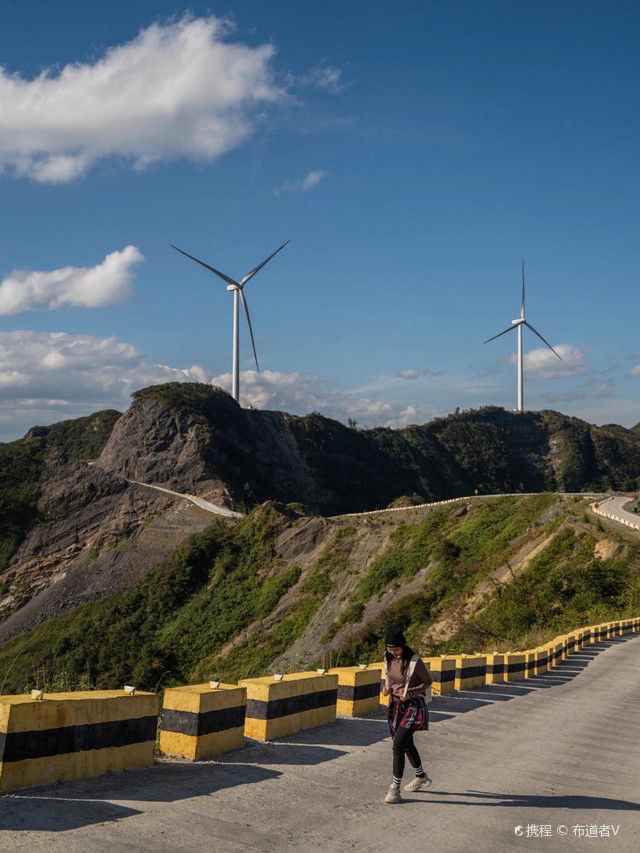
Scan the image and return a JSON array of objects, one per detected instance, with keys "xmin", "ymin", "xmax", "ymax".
[
  {"xmin": 171, "ymin": 240, "xmax": 290, "ymax": 403},
  {"xmin": 484, "ymin": 260, "xmax": 562, "ymax": 412}
]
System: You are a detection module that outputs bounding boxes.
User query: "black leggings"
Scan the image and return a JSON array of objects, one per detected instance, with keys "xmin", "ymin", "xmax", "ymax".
[{"xmin": 392, "ymin": 726, "xmax": 422, "ymax": 778}]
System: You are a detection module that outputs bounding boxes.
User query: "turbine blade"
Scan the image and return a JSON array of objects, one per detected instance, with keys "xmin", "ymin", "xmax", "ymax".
[
  {"xmin": 521, "ymin": 258, "xmax": 525, "ymax": 318},
  {"xmin": 171, "ymin": 244, "xmax": 239, "ymax": 287},
  {"xmin": 524, "ymin": 321, "xmax": 563, "ymax": 359},
  {"xmin": 484, "ymin": 325, "xmax": 517, "ymax": 344},
  {"xmin": 240, "ymin": 240, "xmax": 290, "ymax": 287},
  {"xmin": 239, "ymin": 288, "xmax": 260, "ymax": 372}
]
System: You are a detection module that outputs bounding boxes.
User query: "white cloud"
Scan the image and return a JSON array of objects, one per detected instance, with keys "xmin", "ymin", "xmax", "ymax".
[
  {"xmin": 0, "ymin": 16, "xmax": 281, "ymax": 183},
  {"xmin": 290, "ymin": 64, "xmax": 345, "ymax": 94},
  {"xmin": 396, "ymin": 368, "xmax": 446, "ymax": 380},
  {"xmin": 225, "ymin": 369, "xmax": 433, "ymax": 427},
  {"xmin": 628, "ymin": 364, "xmax": 640, "ymax": 378},
  {"xmin": 0, "ymin": 331, "xmax": 207, "ymax": 411},
  {"xmin": 0, "ymin": 246, "xmax": 143, "ymax": 314},
  {"xmin": 0, "ymin": 331, "xmax": 436, "ymax": 440},
  {"xmin": 275, "ymin": 169, "xmax": 328, "ymax": 195},
  {"xmin": 543, "ymin": 380, "xmax": 614, "ymax": 404},
  {"xmin": 514, "ymin": 344, "xmax": 589, "ymax": 380}
]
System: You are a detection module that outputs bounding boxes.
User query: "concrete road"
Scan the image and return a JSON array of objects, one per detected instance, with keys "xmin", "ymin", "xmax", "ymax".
[
  {"xmin": 597, "ymin": 497, "xmax": 640, "ymax": 529},
  {"xmin": 1, "ymin": 635, "xmax": 639, "ymax": 852},
  {"xmin": 127, "ymin": 479, "xmax": 243, "ymax": 518}
]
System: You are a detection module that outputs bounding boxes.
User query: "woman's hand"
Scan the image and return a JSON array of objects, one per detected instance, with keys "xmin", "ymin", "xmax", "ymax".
[{"xmin": 382, "ymin": 686, "xmax": 390, "ymax": 697}]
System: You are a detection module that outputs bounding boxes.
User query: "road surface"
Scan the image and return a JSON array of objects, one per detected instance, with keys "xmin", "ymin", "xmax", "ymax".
[
  {"xmin": 595, "ymin": 497, "xmax": 640, "ymax": 530},
  {"xmin": 127, "ymin": 479, "xmax": 243, "ymax": 518}
]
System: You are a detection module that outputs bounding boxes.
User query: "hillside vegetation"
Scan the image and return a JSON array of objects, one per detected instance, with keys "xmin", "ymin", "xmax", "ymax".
[
  {"xmin": 0, "ymin": 494, "xmax": 638, "ymax": 695},
  {"xmin": 2, "ymin": 384, "xmax": 640, "ymax": 667}
]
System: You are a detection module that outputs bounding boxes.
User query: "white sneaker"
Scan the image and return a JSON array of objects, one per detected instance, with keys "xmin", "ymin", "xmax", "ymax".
[
  {"xmin": 384, "ymin": 783, "xmax": 401, "ymax": 804},
  {"xmin": 403, "ymin": 773, "xmax": 432, "ymax": 792}
]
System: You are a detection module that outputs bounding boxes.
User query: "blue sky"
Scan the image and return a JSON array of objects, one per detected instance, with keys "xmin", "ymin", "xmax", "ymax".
[{"xmin": 1, "ymin": 0, "xmax": 640, "ymax": 441}]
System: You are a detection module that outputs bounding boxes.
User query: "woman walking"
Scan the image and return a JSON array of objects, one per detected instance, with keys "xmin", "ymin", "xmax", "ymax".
[{"xmin": 381, "ymin": 625, "xmax": 432, "ymax": 804}]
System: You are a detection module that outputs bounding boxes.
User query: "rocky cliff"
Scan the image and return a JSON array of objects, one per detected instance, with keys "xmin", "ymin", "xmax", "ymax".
[{"xmin": 96, "ymin": 384, "xmax": 640, "ymax": 512}]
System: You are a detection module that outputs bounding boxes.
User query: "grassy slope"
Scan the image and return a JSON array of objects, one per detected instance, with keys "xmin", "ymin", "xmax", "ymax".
[{"xmin": 0, "ymin": 495, "xmax": 638, "ymax": 695}]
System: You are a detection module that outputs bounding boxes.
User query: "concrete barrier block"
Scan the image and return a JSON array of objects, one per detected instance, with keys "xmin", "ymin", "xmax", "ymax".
[
  {"xmin": 0, "ymin": 690, "xmax": 159, "ymax": 794},
  {"xmin": 159, "ymin": 683, "xmax": 246, "ymax": 760},
  {"xmin": 533, "ymin": 646, "xmax": 550, "ymax": 675},
  {"xmin": 595, "ymin": 623, "xmax": 609, "ymax": 642},
  {"xmin": 565, "ymin": 632, "xmax": 577, "ymax": 655},
  {"xmin": 524, "ymin": 649, "xmax": 537, "ymax": 677},
  {"xmin": 454, "ymin": 655, "xmax": 487, "ymax": 690},
  {"xmin": 549, "ymin": 639, "xmax": 562, "ymax": 667},
  {"xmin": 485, "ymin": 653, "xmax": 506, "ymax": 684},
  {"xmin": 426, "ymin": 656, "xmax": 456, "ymax": 695},
  {"xmin": 238, "ymin": 672, "xmax": 338, "ymax": 740},
  {"xmin": 504, "ymin": 652, "xmax": 526, "ymax": 681},
  {"xmin": 328, "ymin": 666, "xmax": 382, "ymax": 717},
  {"xmin": 369, "ymin": 661, "xmax": 389, "ymax": 706}
]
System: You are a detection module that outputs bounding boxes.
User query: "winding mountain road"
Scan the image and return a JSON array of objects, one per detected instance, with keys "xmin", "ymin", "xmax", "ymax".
[
  {"xmin": 595, "ymin": 496, "xmax": 640, "ymax": 530},
  {"xmin": 2, "ymin": 633, "xmax": 639, "ymax": 851},
  {"xmin": 125, "ymin": 479, "xmax": 243, "ymax": 519}
]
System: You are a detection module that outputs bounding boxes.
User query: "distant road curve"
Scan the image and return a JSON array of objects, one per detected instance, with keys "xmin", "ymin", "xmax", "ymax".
[
  {"xmin": 330, "ymin": 491, "xmax": 605, "ymax": 520},
  {"xmin": 126, "ymin": 479, "xmax": 243, "ymax": 519},
  {"xmin": 593, "ymin": 495, "xmax": 640, "ymax": 532}
]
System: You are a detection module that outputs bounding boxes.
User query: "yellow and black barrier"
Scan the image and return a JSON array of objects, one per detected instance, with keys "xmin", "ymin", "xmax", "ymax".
[
  {"xmin": 239, "ymin": 672, "xmax": 338, "ymax": 740},
  {"xmin": 504, "ymin": 652, "xmax": 526, "ymax": 682},
  {"xmin": 0, "ymin": 690, "xmax": 158, "ymax": 794},
  {"xmin": 427, "ymin": 656, "xmax": 456, "ymax": 695},
  {"xmin": 329, "ymin": 666, "xmax": 382, "ymax": 716},
  {"xmin": 485, "ymin": 653, "xmax": 506, "ymax": 684},
  {"xmin": 524, "ymin": 649, "xmax": 537, "ymax": 678},
  {"xmin": 454, "ymin": 655, "xmax": 487, "ymax": 690},
  {"xmin": 159, "ymin": 683, "xmax": 246, "ymax": 760},
  {"xmin": 549, "ymin": 637, "xmax": 563, "ymax": 667},
  {"xmin": 369, "ymin": 661, "xmax": 389, "ymax": 706}
]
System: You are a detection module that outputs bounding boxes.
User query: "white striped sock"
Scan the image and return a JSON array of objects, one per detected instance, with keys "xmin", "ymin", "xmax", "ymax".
[{"xmin": 392, "ymin": 776, "xmax": 402, "ymax": 787}]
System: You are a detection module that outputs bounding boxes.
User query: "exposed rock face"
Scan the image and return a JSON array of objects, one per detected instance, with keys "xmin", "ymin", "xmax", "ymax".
[
  {"xmin": 94, "ymin": 386, "xmax": 640, "ymax": 515},
  {"xmin": 98, "ymin": 398, "xmax": 210, "ymax": 489},
  {"xmin": 0, "ymin": 457, "xmax": 214, "ymax": 643}
]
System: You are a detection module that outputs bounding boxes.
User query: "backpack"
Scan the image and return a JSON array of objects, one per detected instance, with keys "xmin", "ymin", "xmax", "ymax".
[{"xmin": 385, "ymin": 652, "xmax": 433, "ymax": 703}]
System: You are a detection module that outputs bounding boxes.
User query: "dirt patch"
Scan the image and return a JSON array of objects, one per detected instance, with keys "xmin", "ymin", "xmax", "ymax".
[{"xmin": 595, "ymin": 539, "xmax": 625, "ymax": 561}]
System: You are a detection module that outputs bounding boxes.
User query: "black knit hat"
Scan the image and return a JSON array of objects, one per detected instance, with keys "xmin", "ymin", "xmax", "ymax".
[{"xmin": 385, "ymin": 625, "xmax": 406, "ymax": 647}]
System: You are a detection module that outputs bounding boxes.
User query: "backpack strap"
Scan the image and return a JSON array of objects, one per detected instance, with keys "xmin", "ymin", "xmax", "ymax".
[{"xmin": 402, "ymin": 653, "xmax": 420, "ymax": 700}]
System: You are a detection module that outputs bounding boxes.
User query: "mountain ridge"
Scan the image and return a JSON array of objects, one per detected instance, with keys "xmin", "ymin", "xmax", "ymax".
[{"xmin": 1, "ymin": 381, "xmax": 639, "ymax": 644}]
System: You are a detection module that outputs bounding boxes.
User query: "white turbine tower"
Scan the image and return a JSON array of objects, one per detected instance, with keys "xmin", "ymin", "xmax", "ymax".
[
  {"xmin": 484, "ymin": 260, "xmax": 562, "ymax": 412},
  {"xmin": 171, "ymin": 240, "xmax": 290, "ymax": 403}
]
